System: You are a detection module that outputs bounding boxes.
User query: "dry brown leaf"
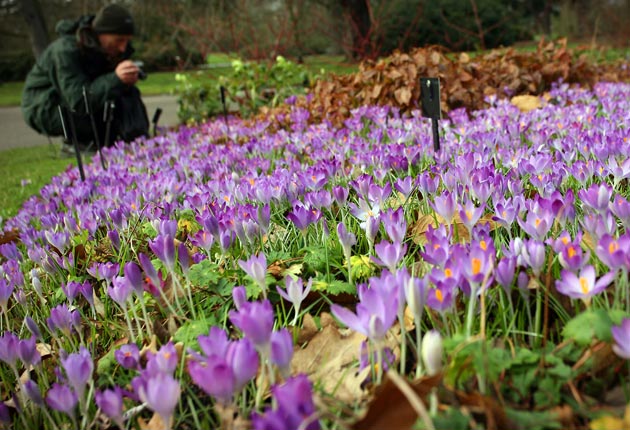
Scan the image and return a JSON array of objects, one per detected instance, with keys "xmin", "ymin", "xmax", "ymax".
[
  {"xmin": 460, "ymin": 71, "xmax": 473, "ymax": 83},
  {"xmin": 351, "ymin": 373, "xmax": 441, "ymax": 430},
  {"xmin": 138, "ymin": 413, "xmax": 171, "ymax": 430},
  {"xmin": 394, "ymin": 87, "xmax": 412, "ymax": 105},
  {"xmin": 291, "ymin": 314, "xmax": 368, "ymax": 403},
  {"xmin": 454, "ymin": 390, "xmax": 513, "ymax": 430},
  {"xmin": 410, "ymin": 213, "xmax": 496, "ymax": 245},
  {"xmin": 510, "ymin": 95, "xmax": 542, "ymax": 112}
]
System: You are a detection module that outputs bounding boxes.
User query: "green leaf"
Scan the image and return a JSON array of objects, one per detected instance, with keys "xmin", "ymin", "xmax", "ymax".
[
  {"xmin": 471, "ymin": 342, "xmax": 511, "ymax": 384},
  {"xmin": 350, "ymin": 254, "xmax": 376, "ymax": 282},
  {"xmin": 562, "ymin": 309, "xmax": 623, "ymax": 346},
  {"xmin": 142, "ymin": 221, "xmax": 158, "ymax": 239},
  {"xmin": 173, "ymin": 316, "xmax": 218, "ymax": 349},
  {"xmin": 97, "ymin": 347, "xmax": 117, "ymax": 375},
  {"xmin": 504, "ymin": 408, "xmax": 563, "ymax": 430},
  {"xmin": 188, "ymin": 259, "xmax": 221, "ymax": 287},
  {"xmin": 282, "ymin": 263, "xmax": 303, "ymax": 279},
  {"xmin": 510, "ymin": 347, "xmax": 540, "ymax": 367},
  {"xmin": 326, "ymin": 280, "xmax": 356, "ymax": 295}
]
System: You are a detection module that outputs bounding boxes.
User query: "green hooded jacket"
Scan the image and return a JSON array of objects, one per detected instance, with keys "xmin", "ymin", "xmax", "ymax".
[{"xmin": 21, "ymin": 16, "xmax": 130, "ymax": 139}]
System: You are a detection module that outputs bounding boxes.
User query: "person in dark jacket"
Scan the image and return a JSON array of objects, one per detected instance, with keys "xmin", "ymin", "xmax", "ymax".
[{"xmin": 21, "ymin": 4, "xmax": 148, "ymax": 151}]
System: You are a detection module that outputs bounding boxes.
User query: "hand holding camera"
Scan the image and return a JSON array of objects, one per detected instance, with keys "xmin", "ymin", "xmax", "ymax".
[{"xmin": 115, "ymin": 60, "xmax": 146, "ymax": 85}]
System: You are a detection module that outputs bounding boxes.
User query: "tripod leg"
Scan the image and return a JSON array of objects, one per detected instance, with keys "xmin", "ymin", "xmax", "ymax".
[{"xmin": 58, "ymin": 106, "xmax": 85, "ymax": 181}]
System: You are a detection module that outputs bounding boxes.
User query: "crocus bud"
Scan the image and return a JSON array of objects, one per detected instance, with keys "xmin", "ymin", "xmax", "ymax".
[{"xmin": 421, "ymin": 330, "xmax": 443, "ymax": 376}]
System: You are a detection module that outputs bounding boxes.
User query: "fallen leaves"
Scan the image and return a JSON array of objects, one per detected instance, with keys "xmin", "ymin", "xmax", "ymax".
[
  {"xmin": 351, "ymin": 372, "xmax": 441, "ymax": 430},
  {"xmin": 251, "ymin": 38, "xmax": 630, "ymax": 130},
  {"xmin": 511, "ymin": 95, "xmax": 542, "ymax": 112},
  {"xmin": 291, "ymin": 313, "xmax": 368, "ymax": 403}
]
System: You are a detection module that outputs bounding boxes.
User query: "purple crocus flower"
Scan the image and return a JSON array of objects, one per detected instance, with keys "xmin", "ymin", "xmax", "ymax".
[
  {"xmin": 25, "ymin": 316, "xmax": 42, "ymax": 340},
  {"xmin": 229, "ymin": 299, "xmax": 275, "ymax": 348},
  {"xmin": 188, "ymin": 336, "xmax": 258, "ymax": 404},
  {"xmin": 460, "ymin": 245, "xmax": 493, "ymax": 288},
  {"xmin": 139, "ymin": 253, "xmax": 162, "ymax": 292},
  {"xmin": 108, "ymin": 276, "xmax": 134, "ymax": 309},
  {"xmin": 146, "ymin": 342, "xmax": 179, "ymax": 376},
  {"xmin": 44, "ymin": 230, "xmax": 70, "ymax": 253},
  {"xmin": 426, "ymin": 279, "xmax": 456, "ymax": 312},
  {"xmin": 115, "ymin": 343, "xmax": 140, "ymax": 370},
  {"xmin": 372, "ymin": 240, "xmax": 407, "ymax": 273},
  {"xmin": 46, "ymin": 383, "xmax": 77, "ymax": 417},
  {"xmin": 332, "ymin": 185, "xmax": 349, "ymax": 207},
  {"xmin": 191, "ymin": 229, "xmax": 215, "ymax": 254},
  {"xmin": 493, "ymin": 200, "xmax": 517, "ymax": 229},
  {"xmin": 331, "ymin": 278, "xmax": 398, "ymax": 342},
  {"xmin": 91, "ymin": 262, "xmax": 120, "ymax": 282},
  {"xmin": 251, "ymin": 409, "xmax": 287, "ymax": 430},
  {"xmin": 270, "ymin": 328, "xmax": 294, "ymax": 376},
  {"xmin": 0, "ymin": 331, "xmax": 19, "ymax": 368},
  {"xmin": 277, "ymin": 276, "xmax": 312, "ymax": 325},
  {"xmin": 149, "ymin": 234, "xmax": 176, "ymax": 272},
  {"xmin": 0, "ymin": 279, "xmax": 13, "ymax": 312},
  {"xmin": 431, "ymin": 191, "xmax": 456, "ymax": 223},
  {"xmin": 495, "ymin": 256, "xmax": 516, "ymax": 293},
  {"xmin": 232, "ymin": 286, "xmax": 248, "ymax": 310},
  {"xmin": 381, "ymin": 207, "xmax": 406, "ymax": 243},
  {"xmin": 95, "ymin": 387, "xmax": 125, "ymax": 428},
  {"xmin": 394, "ymin": 176, "xmax": 414, "ymax": 198},
  {"xmin": 421, "ymin": 224, "xmax": 452, "ymax": 267},
  {"xmin": 287, "ymin": 203, "xmax": 321, "ymax": 232},
  {"xmin": 47, "ymin": 304, "xmax": 81, "ymax": 335},
  {"xmin": 459, "ymin": 199, "xmax": 485, "ymax": 234},
  {"xmin": 123, "ymin": 262, "xmax": 144, "ymax": 295},
  {"xmin": 238, "ymin": 253, "xmax": 268, "ymax": 298},
  {"xmin": 18, "ymin": 336, "xmax": 40, "ymax": 367},
  {"xmin": 108, "ymin": 230, "xmax": 121, "ymax": 251},
  {"xmin": 138, "ymin": 372, "xmax": 180, "ymax": 427},
  {"xmin": 225, "ymin": 338, "xmax": 259, "ymax": 391},
  {"xmin": 611, "ymin": 318, "xmax": 630, "ymax": 359},
  {"xmin": 271, "ymin": 374, "xmax": 319, "ymax": 430},
  {"xmin": 198, "ymin": 326, "xmax": 230, "ymax": 358},
  {"xmin": 578, "ymin": 183, "xmax": 612, "ymax": 214},
  {"xmin": 75, "ymin": 280, "xmax": 94, "ymax": 308},
  {"xmin": 595, "ymin": 234, "xmax": 630, "ymax": 271},
  {"xmin": 23, "ymin": 379, "xmax": 44, "ymax": 407},
  {"xmin": 61, "ymin": 346, "xmax": 93, "ymax": 399},
  {"xmin": 521, "ymin": 239, "xmax": 546, "ymax": 277},
  {"xmin": 188, "ymin": 355, "xmax": 235, "ymax": 404},
  {"xmin": 336, "ymin": 222, "xmax": 356, "ymax": 257},
  {"xmin": 518, "ymin": 209, "xmax": 553, "ymax": 241},
  {"xmin": 610, "ymin": 195, "xmax": 630, "ymax": 228},
  {"xmin": 555, "ymin": 265, "xmax": 615, "ymax": 302}
]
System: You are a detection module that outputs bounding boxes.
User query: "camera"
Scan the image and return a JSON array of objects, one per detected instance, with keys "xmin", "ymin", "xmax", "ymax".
[{"xmin": 133, "ymin": 61, "xmax": 147, "ymax": 80}]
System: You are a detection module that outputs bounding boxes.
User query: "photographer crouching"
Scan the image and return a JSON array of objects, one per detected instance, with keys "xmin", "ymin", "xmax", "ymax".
[{"xmin": 21, "ymin": 4, "xmax": 149, "ymax": 156}]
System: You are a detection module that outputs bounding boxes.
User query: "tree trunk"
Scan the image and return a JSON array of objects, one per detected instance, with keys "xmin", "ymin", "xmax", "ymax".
[
  {"xmin": 20, "ymin": 0, "xmax": 49, "ymax": 59},
  {"xmin": 340, "ymin": 0, "xmax": 373, "ymax": 59}
]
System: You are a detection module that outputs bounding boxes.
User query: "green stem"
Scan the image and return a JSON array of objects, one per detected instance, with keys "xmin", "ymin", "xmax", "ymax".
[
  {"xmin": 415, "ymin": 322, "xmax": 423, "ymax": 379},
  {"xmin": 123, "ymin": 306, "xmax": 136, "ymax": 343},
  {"xmin": 398, "ymin": 311, "xmax": 407, "ymax": 375},
  {"xmin": 533, "ymin": 282, "xmax": 542, "ymax": 347},
  {"xmin": 465, "ymin": 284, "xmax": 478, "ymax": 339}
]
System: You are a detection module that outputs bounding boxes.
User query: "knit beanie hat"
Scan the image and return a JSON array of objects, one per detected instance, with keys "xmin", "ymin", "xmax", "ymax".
[{"xmin": 93, "ymin": 4, "xmax": 134, "ymax": 35}]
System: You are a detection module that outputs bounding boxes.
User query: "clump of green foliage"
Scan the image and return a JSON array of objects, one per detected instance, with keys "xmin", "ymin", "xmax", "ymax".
[{"xmin": 176, "ymin": 56, "xmax": 313, "ymax": 124}]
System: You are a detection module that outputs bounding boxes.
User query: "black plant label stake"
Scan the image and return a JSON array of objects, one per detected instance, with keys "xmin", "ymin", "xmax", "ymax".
[{"xmin": 420, "ymin": 77, "xmax": 442, "ymax": 152}]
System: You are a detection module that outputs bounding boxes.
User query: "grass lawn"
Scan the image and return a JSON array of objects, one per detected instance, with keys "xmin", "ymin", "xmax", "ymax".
[{"xmin": 0, "ymin": 144, "xmax": 77, "ymax": 224}]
